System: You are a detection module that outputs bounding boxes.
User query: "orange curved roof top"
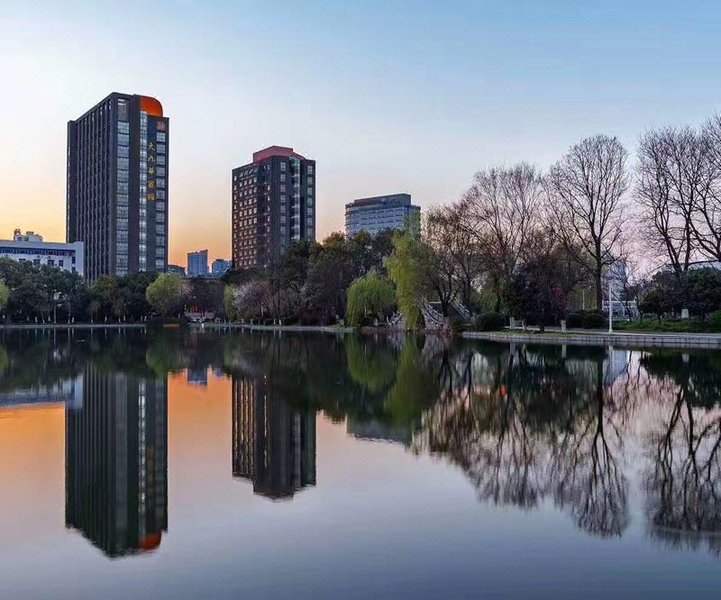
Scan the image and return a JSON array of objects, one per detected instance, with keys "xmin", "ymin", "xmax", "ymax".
[
  {"xmin": 139, "ymin": 532, "xmax": 162, "ymax": 551},
  {"xmin": 140, "ymin": 96, "xmax": 163, "ymax": 118}
]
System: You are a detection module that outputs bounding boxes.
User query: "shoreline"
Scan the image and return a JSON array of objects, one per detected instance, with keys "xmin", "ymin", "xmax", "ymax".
[
  {"xmin": 0, "ymin": 323, "xmax": 146, "ymax": 330},
  {"xmin": 1, "ymin": 322, "xmax": 720, "ymax": 349},
  {"xmin": 461, "ymin": 329, "xmax": 721, "ymax": 349}
]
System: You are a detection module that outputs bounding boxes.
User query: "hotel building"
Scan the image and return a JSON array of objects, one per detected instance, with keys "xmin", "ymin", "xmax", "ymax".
[{"xmin": 67, "ymin": 93, "xmax": 169, "ymax": 282}]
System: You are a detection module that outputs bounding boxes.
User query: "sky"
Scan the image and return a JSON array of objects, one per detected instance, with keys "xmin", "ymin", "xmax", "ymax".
[{"xmin": 2, "ymin": 0, "xmax": 721, "ymax": 267}]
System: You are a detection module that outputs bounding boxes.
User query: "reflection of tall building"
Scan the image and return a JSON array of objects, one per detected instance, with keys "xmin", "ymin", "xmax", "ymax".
[
  {"xmin": 187, "ymin": 367, "xmax": 209, "ymax": 386},
  {"xmin": 232, "ymin": 377, "xmax": 316, "ymax": 500},
  {"xmin": 65, "ymin": 367, "xmax": 168, "ymax": 557}
]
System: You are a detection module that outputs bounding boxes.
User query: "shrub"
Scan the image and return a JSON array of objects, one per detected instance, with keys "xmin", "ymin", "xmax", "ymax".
[
  {"xmin": 476, "ymin": 311, "xmax": 506, "ymax": 331},
  {"xmin": 582, "ymin": 311, "xmax": 605, "ymax": 329},
  {"xmin": 565, "ymin": 312, "xmax": 582, "ymax": 328},
  {"xmin": 709, "ymin": 310, "xmax": 721, "ymax": 332}
]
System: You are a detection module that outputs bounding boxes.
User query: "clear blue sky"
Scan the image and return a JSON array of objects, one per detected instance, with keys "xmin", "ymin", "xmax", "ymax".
[{"xmin": 2, "ymin": 0, "xmax": 721, "ymax": 262}]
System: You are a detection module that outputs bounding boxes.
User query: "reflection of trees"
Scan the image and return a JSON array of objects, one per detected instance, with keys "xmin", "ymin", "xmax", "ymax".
[
  {"xmin": 642, "ymin": 351, "xmax": 721, "ymax": 555},
  {"xmin": 345, "ymin": 335, "xmax": 397, "ymax": 393},
  {"xmin": 550, "ymin": 360, "xmax": 628, "ymax": 537},
  {"xmin": 415, "ymin": 343, "xmax": 630, "ymax": 537}
]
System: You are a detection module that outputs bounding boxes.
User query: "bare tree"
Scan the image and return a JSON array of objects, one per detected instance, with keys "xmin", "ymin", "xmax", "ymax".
[
  {"xmin": 461, "ymin": 163, "xmax": 544, "ymax": 310},
  {"xmin": 695, "ymin": 115, "xmax": 721, "ymax": 261},
  {"xmin": 636, "ymin": 126, "xmax": 711, "ymax": 280},
  {"xmin": 425, "ymin": 202, "xmax": 484, "ymax": 310},
  {"xmin": 547, "ymin": 135, "xmax": 629, "ymax": 308},
  {"xmin": 422, "ymin": 211, "xmax": 461, "ymax": 316}
]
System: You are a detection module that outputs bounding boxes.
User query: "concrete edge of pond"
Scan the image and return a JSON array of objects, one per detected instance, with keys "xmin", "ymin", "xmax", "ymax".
[
  {"xmin": 194, "ymin": 323, "xmax": 356, "ymax": 334},
  {"xmin": 0, "ymin": 323, "xmax": 147, "ymax": 330},
  {"xmin": 461, "ymin": 330, "xmax": 721, "ymax": 349}
]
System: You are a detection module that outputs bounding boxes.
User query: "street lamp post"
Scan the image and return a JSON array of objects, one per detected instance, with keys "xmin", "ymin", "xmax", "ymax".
[{"xmin": 608, "ymin": 277, "xmax": 613, "ymax": 334}]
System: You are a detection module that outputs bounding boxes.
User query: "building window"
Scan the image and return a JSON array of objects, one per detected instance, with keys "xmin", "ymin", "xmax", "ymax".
[
  {"xmin": 157, "ymin": 132, "xmax": 166, "ymax": 142},
  {"xmin": 117, "ymin": 121, "xmax": 130, "ymax": 134},
  {"xmin": 118, "ymin": 133, "xmax": 130, "ymax": 146},
  {"xmin": 157, "ymin": 144, "xmax": 166, "ymax": 154}
]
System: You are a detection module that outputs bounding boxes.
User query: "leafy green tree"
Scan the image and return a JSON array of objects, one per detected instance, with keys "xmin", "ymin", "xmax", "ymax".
[
  {"xmin": 384, "ymin": 226, "xmax": 428, "ymax": 328},
  {"xmin": 146, "ymin": 273, "xmax": 184, "ymax": 317},
  {"xmin": 0, "ymin": 280, "xmax": 8, "ymax": 313},
  {"xmin": 687, "ymin": 268, "xmax": 721, "ymax": 320},
  {"xmin": 346, "ymin": 270, "xmax": 395, "ymax": 326}
]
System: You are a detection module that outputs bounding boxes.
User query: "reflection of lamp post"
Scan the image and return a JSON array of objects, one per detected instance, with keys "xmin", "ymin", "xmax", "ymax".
[{"xmin": 53, "ymin": 292, "xmax": 60, "ymax": 324}]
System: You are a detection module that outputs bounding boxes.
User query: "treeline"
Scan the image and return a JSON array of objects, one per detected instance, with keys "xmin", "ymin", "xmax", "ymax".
[
  {"xmin": 4, "ymin": 117, "xmax": 721, "ymax": 329},
  {"xmin": 223, "ymin": 230, "xmax": 394, "ymax": 325},
  {"xmin": 0, "ymin": 258, "xmax": 224, "ymax": 323}
]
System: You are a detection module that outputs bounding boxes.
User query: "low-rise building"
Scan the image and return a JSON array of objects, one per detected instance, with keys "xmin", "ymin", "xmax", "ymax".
[
  {"xmin": 167, "ymin": 264, "xmax": 186, "ymax": 276},
  {"xmin": 0, "ymin": 229, "xmax": 84, "ymax": 277}
]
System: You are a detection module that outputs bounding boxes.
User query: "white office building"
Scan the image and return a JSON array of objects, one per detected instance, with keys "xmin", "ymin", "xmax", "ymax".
[{"xmin": 0, "ymin": 229, "xmax": 84, "ymax": 277}]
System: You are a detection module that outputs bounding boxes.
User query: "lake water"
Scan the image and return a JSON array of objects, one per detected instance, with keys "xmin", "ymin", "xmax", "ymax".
[{"xmin": 0, "ymin": 328, "xmax": 720, "ymax": 598}]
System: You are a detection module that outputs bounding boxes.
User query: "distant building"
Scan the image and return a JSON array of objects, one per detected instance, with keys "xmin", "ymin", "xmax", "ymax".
[
  {"xmin": 167, "ymin": 264, "xmax": 185, "ymax": 276},
  {"xmin": 0, "ymin": 229, "xmax": 84, "ymax": 277},
  {"xmin": 67, "ymin": 92, "xmax": 169, "ymax": 282},
  {"xmin": 232, "ymin": 146, "xmax": 316, "ymax": 269},
  {"xmin": 211, "ymin": 258, "xmax": 231, "ymax": 278},
  {"xmin": 345, "ymin": 193, "xmax": 420, "ymax": 236},
  {"xmin": 187, "ymin": 249, "xmax": 209, "ymax": 278}
]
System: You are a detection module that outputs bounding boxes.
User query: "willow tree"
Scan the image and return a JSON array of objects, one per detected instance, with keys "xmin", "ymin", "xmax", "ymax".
[
  {"xmin": 384, "ymin": 225, "xmax": 427, "ymax": 328},
  {"xmin": 346, "ymin": 269, "xmax": 395, "ymax": 326}
]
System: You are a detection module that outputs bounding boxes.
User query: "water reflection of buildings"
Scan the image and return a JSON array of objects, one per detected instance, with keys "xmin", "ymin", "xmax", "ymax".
[
  {"xmin": 0, "ymin": 379, "xmax": 83, "ymax": 410},
  {"xmin": 187, "ymin": 367, "xmax": 209, "ymax": 386},
  {"xmin": 347, "ymin": 418, "xmax": 411, "ymax": 446},
  {"xmin": 65, "ymin": 366, "xmax": 168, "ymax": 558},
  {"xmin": 232, "ymin": 376, "xmax": 316, "ymax": 500}
]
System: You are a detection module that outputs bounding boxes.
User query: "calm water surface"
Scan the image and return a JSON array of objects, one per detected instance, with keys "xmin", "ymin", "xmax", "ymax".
[{"xmin": 1, "ymin": 329, "xmax": 720, "ymax": 599}]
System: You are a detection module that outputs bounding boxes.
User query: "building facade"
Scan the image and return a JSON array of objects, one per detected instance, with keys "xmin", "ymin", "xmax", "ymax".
[
  {"xmin": 167, "ymin": 264, "xmax": 185, "ymax": 276},
  {"xmin": 67, "ymin": 93, "xmax": 169, "ymax": 282},
  {"xmin": 211, "ymin": 258, "xmax": 231, "ymax": 278},
  {"xmin": 345, "ymin": 193, "xmax": 420, "ymax": 236},
  {"xmin": 187, "ymin": 249, "xmax": 209, "ymax": 277},
  {"xmin": 232, "ymin": 146, "xmax": 316, "ymax": 269},
  {"xmin": 0, "ymin": 229, "xmax": 84, "ymax": 277}
]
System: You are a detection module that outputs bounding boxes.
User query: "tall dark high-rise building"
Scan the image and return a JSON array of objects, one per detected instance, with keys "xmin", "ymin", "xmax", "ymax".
[
  {"xmin": 67, "ymin": 93, "xmax": 169, "ymax": 282},
  {"xmin": 232, "ymin": 146, "xmax": 316, "ymax": 269},
  {"xmin": 232, "ymin": 376, "xmax": 316, "ymax": 500},
  {"xmin": 65, "ymin": 367, "xmax": 168, "ymax": 557}
]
